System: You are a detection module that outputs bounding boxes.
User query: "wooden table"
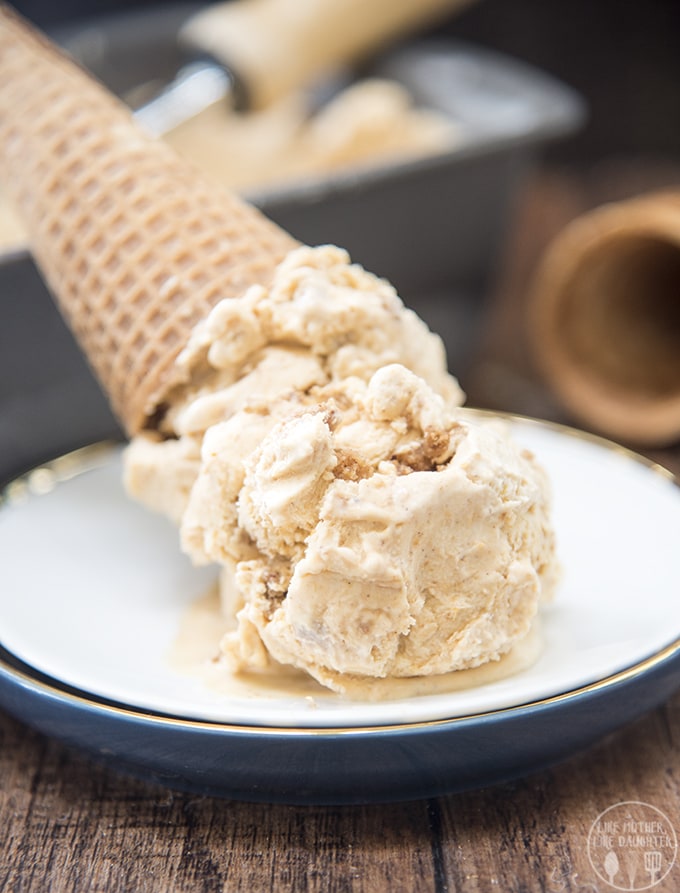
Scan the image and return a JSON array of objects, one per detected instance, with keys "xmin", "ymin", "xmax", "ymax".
[{"xmin": 2, "ymin": 162, "xmax": 679, "ymax": 892}]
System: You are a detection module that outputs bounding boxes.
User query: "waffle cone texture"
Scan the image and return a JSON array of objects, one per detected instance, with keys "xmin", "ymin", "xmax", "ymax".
[{"xmin": 0, "ymin": 6, "xmax": 298, "ymax": 434}]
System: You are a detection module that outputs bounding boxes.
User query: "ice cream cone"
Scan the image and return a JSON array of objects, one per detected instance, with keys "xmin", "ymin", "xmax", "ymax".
[
  {"xmin": 0, "ymin": 5, "xmax": 297, "ymax": 434},
  {"xmin": 530, "ymin": 191, "xmax": 680, "ymax": 446}
]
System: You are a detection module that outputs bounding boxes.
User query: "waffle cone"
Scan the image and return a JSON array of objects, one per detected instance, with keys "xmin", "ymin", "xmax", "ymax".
[
  {"xmin": 530, "ymin": 191, "xmax": 680, "ymax": 446},
  {"xmin": 0, "ymin": 6, "xmax": 298, "ymax": 434}
]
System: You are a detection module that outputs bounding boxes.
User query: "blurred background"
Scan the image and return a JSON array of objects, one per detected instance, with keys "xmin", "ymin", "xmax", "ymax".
[
  {"xmin": 14, "ymin": 0, "xmax": 680, "ymax": 160},
  {"xmin": 2, "ymin": 0, "xmax": 680, "ymax": 481}
]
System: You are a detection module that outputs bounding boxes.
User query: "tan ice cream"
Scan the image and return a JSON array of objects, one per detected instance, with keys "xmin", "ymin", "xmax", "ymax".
[
  {"xmin": 165, "ymin": 78, "xmax": 457, "ymax": 194},
  {"xmin": 126, "ymin": 245, "xmax": 558, "ymax": 694}
]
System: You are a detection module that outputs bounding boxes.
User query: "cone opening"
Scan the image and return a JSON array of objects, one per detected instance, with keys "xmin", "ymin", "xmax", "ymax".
[{"xmin": 555, "ymin": 233, "xmax": 680, "ymax": 401}]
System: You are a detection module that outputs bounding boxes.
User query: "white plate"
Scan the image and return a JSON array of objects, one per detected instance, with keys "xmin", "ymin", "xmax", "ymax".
[{"xmin": 1, "ymin": 417, "xmax": 679, "ymax": 729}]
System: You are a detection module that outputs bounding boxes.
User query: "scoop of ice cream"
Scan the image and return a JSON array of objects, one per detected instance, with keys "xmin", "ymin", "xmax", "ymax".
[
  {"xmin": 125, "ymin": 246, "xmax": 557, "ymax": 694},
  {"xmin": 126, "ymin": 244, "xmax": 462, "ymax": 522},
  {"xmin": 170, "ymin": 243, "xmax": 461, "ymax": 407},
  {"xmin": 209, "ymin": 366, "xmax": 557, "ymax": 690}
]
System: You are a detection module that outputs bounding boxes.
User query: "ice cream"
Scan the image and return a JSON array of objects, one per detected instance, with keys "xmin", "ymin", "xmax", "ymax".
[
  {"xmin": 164, "ymin": 77, "xmax": 457, "ymax": 194},
  {"xmin": 126, "ymin": 245, "xmax": 558, "ymax": 693},
  {"xmin": 0, "ymin": 11, "xmax": 557, "ymax": 699}
]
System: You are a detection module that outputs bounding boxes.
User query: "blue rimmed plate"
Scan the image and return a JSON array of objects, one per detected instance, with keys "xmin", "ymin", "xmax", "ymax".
[{"xmin": 0, "ymin": 416, "xmax": 678, "ymax": 803}]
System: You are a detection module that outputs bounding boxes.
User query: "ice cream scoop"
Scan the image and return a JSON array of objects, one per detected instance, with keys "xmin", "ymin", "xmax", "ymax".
[
  {"xmin": 126, "ymin": 245, "xmax": 558, "ymax": 691},
  {"xmin": 224, "ymin": 369, "xmax": 557, "ymax": 691},
  {"xmin": 137, "ymin": 0, "xmax": 475, "ymax": 133}
]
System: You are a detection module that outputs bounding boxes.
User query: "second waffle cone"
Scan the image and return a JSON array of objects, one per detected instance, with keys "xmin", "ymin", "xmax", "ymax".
[
  {"xmin": 530, "ymin": 191, "xmax": 680, "ymax": 446},
  {"xmin": 0, "ymin": 6, "xmax": 298, "ymax": 434}
]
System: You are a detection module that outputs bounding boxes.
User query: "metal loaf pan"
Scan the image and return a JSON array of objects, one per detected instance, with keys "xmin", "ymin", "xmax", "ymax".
[{"xmin": 0, "ymin": 4, "xmax": 584, "ymax": 483}]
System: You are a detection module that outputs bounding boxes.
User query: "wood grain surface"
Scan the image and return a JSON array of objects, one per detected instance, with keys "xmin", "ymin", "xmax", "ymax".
[
  {"xmin": 2, "ymin": 162, "xmax": 680, "ymax": 892},
  {"xmin": 0, "ymin": 692, "xmax": 678, "ymax": 892}
]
